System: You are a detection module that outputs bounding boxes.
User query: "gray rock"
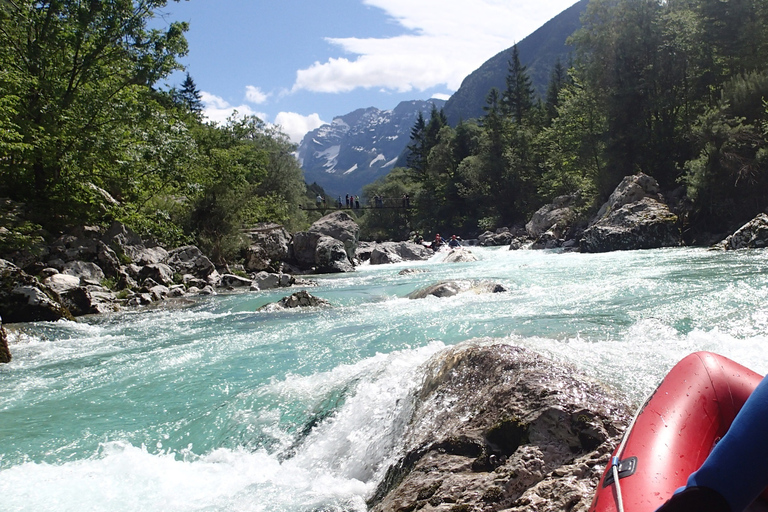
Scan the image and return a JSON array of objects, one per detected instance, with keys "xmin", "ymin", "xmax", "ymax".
[
  {"xmin": 199, "ymin": 285, "xmax": 217, "ymax": 296},
  {"xmin": 219, "ymin": 274, "xmax": 253, "ymax": 288},
  {"xmin": 43, "ymin": 273, "xmax": 81, "ymax": 294},
  {"xmin": 580, "ymin": 197, "xmax": 679, "ymax": 253},
  {"xmin": 714, "ymin": 213, "xmax": 768, "ymax": 250},
  {"xmin": 133, "ymin": 246, "xmax": 169, "ymax": 266},
  {"xmin": 166, "ymin": 246, "xmax": 216, "ymax": 280},
  {"xmin": 252, "ymin": 271, "xmax": 291, "ymax": 290},
  {"xmin": 148, "ymin": 284, "xmax": 170, "ymax": 302},
  {"xmin": 0, "ymin": 316, "xmax": 10, "ymax": 363},
  {"xmin": 58, "ymin": 286, "xmax": 118, "ymax": 316},
  {"xmin": 479, "ymin": 228, "xmax": 516, "ymax": 247},
  {"xmin": 526, "ymin": 194, "xmax": 578, "ymax": 239},
  {"xmin": 243, "ymin": 225, "xmax": 292, "ymax": 271},
  {"xmin": 315, "ymin": 236, "xmax": 354, "ymax": 273},
  {"xmin": 369, "ymin": 241, "xmax": 433, "ymax": 265},
  {"xmin": 408, "ymin": 280, "xmax": 507, "ymax": 299},
  {"xmin": 290, "ymin": 231, "xmax": 323, "ymax": 269},
  {"xmin": 62, "ymin": 261, "xmax": 105, "ymax": 285},
  {"xmin": 0, "ymin": 259, "xmax": 72, "ymax": 323},
  {"xmin": 398, "ymin": 268, "xmax": 430, "ymax": 275},
  {"xmin": 593, "ymin": 172, "xmax": 663, "ymax": 223},
  {"xmin": 258, "ymin": 290, "xmax": 330, "ymax": 311},
  {"xmin": 368, "ymin": 342, "xmax": 630, "ymax": 512},
  {"xmin": 308, "ymin": 210, "xmax": 360, "ymax": 263},
  {"xmin": 138, "ymin": 263, "xmax": 174, "ymax": 287},
  {"xmin": 442, "ymin": 248, "xmax": 479, "ymax": 263}
]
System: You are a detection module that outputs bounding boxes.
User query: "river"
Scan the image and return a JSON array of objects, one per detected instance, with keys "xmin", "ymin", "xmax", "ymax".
[{"xmin": 1, "ymin": 246, "xmax": 767, "ymax": 511}]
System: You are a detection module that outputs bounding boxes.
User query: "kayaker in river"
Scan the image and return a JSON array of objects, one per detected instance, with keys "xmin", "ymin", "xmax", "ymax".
[{"xmin": 656, "ymin": 374, "xmax": 768, "ymax": 512}]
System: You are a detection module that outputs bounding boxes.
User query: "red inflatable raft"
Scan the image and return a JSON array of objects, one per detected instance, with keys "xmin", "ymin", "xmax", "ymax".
[{"xmin": 590, "ymin": 351, "xmax": 765, "ymax": 512}]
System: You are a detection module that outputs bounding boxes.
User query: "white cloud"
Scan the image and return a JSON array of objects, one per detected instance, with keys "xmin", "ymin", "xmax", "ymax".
[
  {"xmin": 275, "ymin": 112, "xmax": 327, "ymax": 144},
  {"xmin": 293, "ymin": 0, "xmax": 578, "ymax": 94},
  {"xmin": 200, "ymin": 91, "xmax": 267, "ymax": 125},
  {"xmin": 245, "ymin": 85, "xmax": 270, "ymax": 104},
  {"xmin": 431, "ymin": 93, "xmax": 451, "ymax": 101}
]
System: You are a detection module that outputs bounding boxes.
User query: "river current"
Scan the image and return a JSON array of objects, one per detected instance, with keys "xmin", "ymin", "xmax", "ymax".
[{"xmin": 1, "ymin": 246, "xmax": 767, "ymax": 511}]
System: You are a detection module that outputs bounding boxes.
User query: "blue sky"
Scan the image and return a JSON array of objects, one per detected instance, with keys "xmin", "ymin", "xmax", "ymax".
[{"xmin": 154, "ymin": 0, "xmax": 580, "ymax": 143}]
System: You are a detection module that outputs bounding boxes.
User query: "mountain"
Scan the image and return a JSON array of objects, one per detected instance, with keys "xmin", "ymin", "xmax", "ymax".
[
  {"xmin": 297, "ymin": 99, "xmax": 445, "ymax": 199},
  {"xmin": 297, "ymin": 0, "xmax": 587, "ymax": 197},
  {"xmin": 443, "ymin": 0, "xmax": 588, "ymax": 125}
]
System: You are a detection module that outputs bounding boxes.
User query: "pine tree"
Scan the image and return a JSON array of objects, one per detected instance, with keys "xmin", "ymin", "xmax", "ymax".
[
  {"xmin": 502, "ymin": 45, "xmax": 535, "ymax": 124},
  {"xmin": 178, "ymin": 72, "xmax": 203, "ymax": 115}
]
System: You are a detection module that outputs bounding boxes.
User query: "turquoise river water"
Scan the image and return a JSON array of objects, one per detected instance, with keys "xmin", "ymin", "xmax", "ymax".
[{"xmin": 1, "ymin": 246, "xmax": 768, "ymax": 511}]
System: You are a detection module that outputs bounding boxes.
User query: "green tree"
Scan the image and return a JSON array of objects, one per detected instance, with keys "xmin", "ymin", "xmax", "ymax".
[
  {"xmin": 0, "ymin": 0, "xmax": 189, "ymax": 226},
  {"xmin": 176, "ymin": 72, "xmax": 203, "ymax": 115},
  {"xmin": 502, "ymin": 45, "xmax": 536, "ymax": 124}
]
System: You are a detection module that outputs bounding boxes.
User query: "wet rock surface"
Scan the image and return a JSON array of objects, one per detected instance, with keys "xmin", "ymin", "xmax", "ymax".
[
  {"xmin": 368, "ymin": 242, "xmax": 433, "ymax": 265},
  {"xmin": 714, "ymin": 213, "xmax": 768, "ymax": 250},
  {"xmin": 369, "ymin": 342, "xmax": 631, "ymax": 512},
  {"xmin": 0, "ymin": 316, "xmax": 10, "ymax": 363},
  {"xmin": 408, "ymin": 280, "xmax": 507, "ymax": 299},
  {"xmin": 442, "ymin": 248, "xmax": 479, "ymax": 263},
  {"xmin": 258, "ymin": 290, "xmax": 330, "ymax": 311}
]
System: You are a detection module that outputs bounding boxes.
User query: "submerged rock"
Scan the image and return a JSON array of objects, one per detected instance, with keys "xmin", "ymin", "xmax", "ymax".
[
  {"xmin": 442, "ymin": 248, "xmax": 478, "ymax": 263},
  {"xmin": 369, "ymin": 342, "xmax": 631, "ymax": 512},
  {"xmin": 408, "ymin": 280, "xmax": 506, "ymax": 299},
  {"xmin": 258, "ymin": 290, "xmax": 330, "ymax": 311},
  {"xmin": 714, "ymin": 213, "xmax": 768, "ymax": 250}
]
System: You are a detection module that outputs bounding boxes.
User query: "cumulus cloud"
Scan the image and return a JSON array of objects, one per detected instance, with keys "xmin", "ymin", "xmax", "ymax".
[
  {"xmin": 200, "ymin": 91, "xmax": 266, "ymax": 125},
  {"xmin": 293, "ymin": 0, "xmax": 577, "ymax": 94},
  {"xmin": 275, "ymin": 112, "xmax": 327, "ymax": 144},
  {"xmin": 245, "ymin": 85, "xmax": 270, "ymax": 104}
]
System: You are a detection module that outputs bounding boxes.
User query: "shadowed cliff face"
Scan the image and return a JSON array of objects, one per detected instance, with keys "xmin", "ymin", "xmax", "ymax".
[{"xmin": 369, "ymin": 341, "xmax": 631, "ymax": 512}]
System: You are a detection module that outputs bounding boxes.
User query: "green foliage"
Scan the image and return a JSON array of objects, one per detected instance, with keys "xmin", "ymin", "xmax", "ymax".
[
  {"xmin": 0, "ymin": 0, "xmax": 189, "ymax": 210},
  {"xmin": 361, "ymin": 168, "xmax": 420, "ymax": 241}
]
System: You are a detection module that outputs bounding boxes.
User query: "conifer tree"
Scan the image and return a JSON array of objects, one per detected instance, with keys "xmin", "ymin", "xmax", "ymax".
[
  {"xmin": 502, "ymin": 45, "xmax": 535, "ymax": 124},
  {"xmin": 178, "ymin": 72, "xmax": 203, "ymax": 115}
]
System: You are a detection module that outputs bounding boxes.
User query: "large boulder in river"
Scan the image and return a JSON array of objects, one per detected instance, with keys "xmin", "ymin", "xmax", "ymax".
[
  {"xmin": 580, "ymin": 174, "xmax": 679, "ymax": 253},
  {"xmin": 580, "ymin": 197, "xmax": 679, "ymax": 253},
  {"xmin": 315, "ymin": 236, "xmax": 354, "ymax": 273},
  {"xmin": 408, "ymin": 280, "xmax": 507, "ymax": 299},
  {"xmin": 369, "ymin": 241, "xmax": 433, "ymax": 265},
  {"xmin": 526, "ymin": 194, "xmax": 578, "ymax": 239},
  {"xmin": 714, "ymin": 213, "xmax": 768, "ymax": 250},
  {"xmin": 368, "ymin": 342, "xmax": 631, "ymax": 512},
  {"xmin": 308, "ymin": 211, "xmax": 360, "ymax": 262},
  {"xmin": 0, "ymin": 316, "xmax": 10, "ymax": 363},
  {"xmin": 479, "ymin": 228, "xmax": 516, "ymax": 247},
  {"xmin": 442, "ymin": 247, "xmax": 479, "ymax": 263},
  {"xmin": 0, "ymin": 259, "xmax": 72, "ymax": 322},
  {"xmin": 291, "ymin": 232, "xmax": 354, "ymax": 273},
  {"xmin": 243, "ymin": 224, "xmax": 292, "ymax": 272}
]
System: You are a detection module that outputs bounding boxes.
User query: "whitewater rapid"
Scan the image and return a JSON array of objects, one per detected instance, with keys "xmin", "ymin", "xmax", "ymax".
[{"xmin": 1, "ymin": 246, "xmax": 767, "ymax": 511}]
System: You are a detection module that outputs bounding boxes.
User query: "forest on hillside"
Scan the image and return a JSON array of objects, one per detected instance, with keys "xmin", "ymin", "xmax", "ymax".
[
  {"xmin": 2, "ymin": 0, "xmax": 768, "ymax": 263},
  {"xmin": 363, "ymin": 0, "xmax": 768, "ymax": 243}
]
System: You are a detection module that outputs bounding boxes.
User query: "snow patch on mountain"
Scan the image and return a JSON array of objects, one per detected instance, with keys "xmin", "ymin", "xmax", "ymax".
[{"xmin": 297, "ymin": 99, "xmax": 445, "ymax": 197}]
